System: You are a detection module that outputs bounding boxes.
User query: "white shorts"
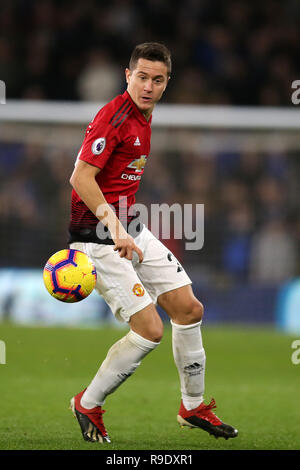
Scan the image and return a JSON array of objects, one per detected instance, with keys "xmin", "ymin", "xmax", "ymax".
[{"xmin": 70, "ymin": 226, "xmax": 192, "ymax": 323}]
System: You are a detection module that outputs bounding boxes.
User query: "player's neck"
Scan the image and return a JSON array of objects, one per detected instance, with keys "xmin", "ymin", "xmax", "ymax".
[{"xmin": 142, "ymin": 108, "xmax": 153, "ymax": 121}]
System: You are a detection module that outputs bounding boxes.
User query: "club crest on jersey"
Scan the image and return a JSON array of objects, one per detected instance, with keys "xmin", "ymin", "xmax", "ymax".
[
  {"xmin": 132, "ymin": 283, "xmax": 145, "ymax": 297},
  {"xmin": 92, "ymin": 137, "xmax": 106, "ymax": 155}
]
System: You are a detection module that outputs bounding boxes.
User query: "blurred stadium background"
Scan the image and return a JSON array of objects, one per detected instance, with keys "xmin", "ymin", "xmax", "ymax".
[{"xmin": 0, "ymin": 0, "xmax": 300, "ymax": 333}]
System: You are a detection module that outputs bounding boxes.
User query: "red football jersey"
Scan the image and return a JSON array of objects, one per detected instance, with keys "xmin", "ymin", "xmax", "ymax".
[{"xmin": 69, "ymin": 90, "xmax": 152, "ymax": 243}]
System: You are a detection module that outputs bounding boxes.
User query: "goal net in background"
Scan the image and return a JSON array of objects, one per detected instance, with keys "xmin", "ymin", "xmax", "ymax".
[{"xmin": 0, "ymin": 102, "xmax": 300, "ymax": 330}]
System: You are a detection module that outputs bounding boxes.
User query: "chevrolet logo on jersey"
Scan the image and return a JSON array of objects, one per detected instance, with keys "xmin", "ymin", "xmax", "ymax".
[{"xmin": 127, "ymin": 155, "xmax": 147, "ymax": 172}]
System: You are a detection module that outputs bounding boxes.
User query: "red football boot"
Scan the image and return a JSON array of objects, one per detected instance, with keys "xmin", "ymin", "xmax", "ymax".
[
  {"xmin": 70, "ymin": 390, "xmax": 111, "ymax": 443},
  {"xmin": 177, "ymin": 398, "xmax": 238, "ymax": 439}
]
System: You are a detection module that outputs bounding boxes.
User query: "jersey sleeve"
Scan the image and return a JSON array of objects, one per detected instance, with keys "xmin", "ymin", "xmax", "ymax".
[{"xmin": 77, "ymin": 116, "xmax": 120, "ymax": 170}]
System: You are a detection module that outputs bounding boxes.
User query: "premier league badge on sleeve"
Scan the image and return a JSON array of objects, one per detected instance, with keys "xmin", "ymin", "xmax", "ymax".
[{"xmin": 92, "ymin": 137, "xmax": 106, "ymax": 155}]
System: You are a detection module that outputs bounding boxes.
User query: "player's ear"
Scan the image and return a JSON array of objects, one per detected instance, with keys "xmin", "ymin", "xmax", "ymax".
[
  {"xmin": 163, "ymin": 76, "xmax": 170, "ymax": 91},
  {"xmin": 125, "ymin": 68, "xmax": 131, "ymax": 84}
]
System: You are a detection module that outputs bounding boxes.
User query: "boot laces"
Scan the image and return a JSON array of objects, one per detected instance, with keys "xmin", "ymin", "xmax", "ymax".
[
  {"xmin": 197, "ymin": 398, "xmax": 221, "ymax": 425},
  {"xmin": 87, "ymin": 407, "xmax": 108, "ymax": 436}
]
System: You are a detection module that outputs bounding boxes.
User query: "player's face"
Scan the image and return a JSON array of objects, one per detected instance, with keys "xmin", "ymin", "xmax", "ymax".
[{"xmin": 125, "ymin": 58, "xmax": 169, "ymax": 120}]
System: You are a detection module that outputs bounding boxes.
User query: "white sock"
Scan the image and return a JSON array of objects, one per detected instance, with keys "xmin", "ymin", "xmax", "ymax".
[
  {"xmin": 80, "ymin": 329, "xmax": 160, "ymax": 408},
  {"xmin": 171, "ymin": 319, "xmax": 206, "ymax": 410}
]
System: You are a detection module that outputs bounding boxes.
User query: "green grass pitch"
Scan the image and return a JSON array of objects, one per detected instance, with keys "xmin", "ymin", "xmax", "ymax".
[{"xmin": 0, "ymin": 322, "xmax": 299, "ymax": 450}]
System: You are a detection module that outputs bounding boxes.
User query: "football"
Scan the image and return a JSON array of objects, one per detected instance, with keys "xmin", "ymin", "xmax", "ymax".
[{"xmin": 43, "ymin": 249, "xmax": 97, "ymax": 303}]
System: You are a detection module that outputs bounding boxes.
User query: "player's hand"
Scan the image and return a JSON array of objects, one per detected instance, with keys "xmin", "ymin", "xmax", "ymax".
[{"xmin": 113, "ymin": 233, "xmax": 144, "ymax": 263}]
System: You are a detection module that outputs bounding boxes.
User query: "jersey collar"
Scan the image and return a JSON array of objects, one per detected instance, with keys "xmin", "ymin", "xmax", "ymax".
[{"xmin": 123, "ymin": 90, "xmax": 152, "ymax": 126}]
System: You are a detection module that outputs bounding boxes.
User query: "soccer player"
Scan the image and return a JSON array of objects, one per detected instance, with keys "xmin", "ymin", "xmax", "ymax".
[{"xmin": 68, "ymin": 42, "xmax": 238, "ymax": 443}]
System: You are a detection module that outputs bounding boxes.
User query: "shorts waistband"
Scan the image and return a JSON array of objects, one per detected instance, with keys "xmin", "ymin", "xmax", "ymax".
[{"xmin": 68, "ymin": 219, "xmax": 144, "ymax": 245}]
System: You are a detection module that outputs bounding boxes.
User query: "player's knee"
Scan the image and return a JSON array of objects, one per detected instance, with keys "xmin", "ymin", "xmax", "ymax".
[
  {"xmin": 185, "ymin": 299, "xmax": 204, "ymax": 324},
  {"xmin": 146, "ymin": 323, "xmax": 164, "ymax": 343},
  {"xmin": 129, "ymin": 305, "xmax": 163, "ymax": 343},
  {"xmin": 132, "ymin": 317, "xmax": 164, "ymax": 343}
]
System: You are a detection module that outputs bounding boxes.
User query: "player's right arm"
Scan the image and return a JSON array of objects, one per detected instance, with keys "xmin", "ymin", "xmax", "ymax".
[{"xmin": 69, "ymin": 160, "xmax": 143, "ymax": 263}]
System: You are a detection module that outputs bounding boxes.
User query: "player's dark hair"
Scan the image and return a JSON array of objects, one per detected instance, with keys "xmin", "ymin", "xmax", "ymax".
[{"xmin": 129, "ymin": 42, "xmax": 171, "ymax": 76}]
